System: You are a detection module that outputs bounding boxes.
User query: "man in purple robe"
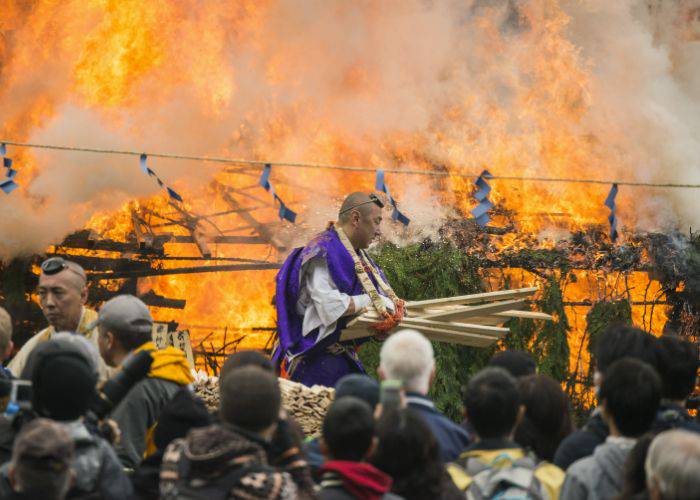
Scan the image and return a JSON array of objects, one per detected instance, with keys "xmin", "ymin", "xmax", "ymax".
[{"xmin": 274, "ymin": 192, "xmax": 402, "ymax": 387}]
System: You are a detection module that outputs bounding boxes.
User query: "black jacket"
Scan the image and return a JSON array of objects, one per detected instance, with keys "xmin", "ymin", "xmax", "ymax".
[
  {"xmin": 110, "ymin": 376, "xmax": 181, "ymax": 468},
  {"xmin": 553, "ymin": 410, "xmax": 608, "ymax": 470}
]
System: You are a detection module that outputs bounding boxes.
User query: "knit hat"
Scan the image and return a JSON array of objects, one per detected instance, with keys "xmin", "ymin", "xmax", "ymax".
[
  {"xmin": 335, "ymin": 374, "xmax": 380, "ymax": 409},
  {"xmin": 26, "ymin": 338, "xmax": 98, "ymax": 421}
]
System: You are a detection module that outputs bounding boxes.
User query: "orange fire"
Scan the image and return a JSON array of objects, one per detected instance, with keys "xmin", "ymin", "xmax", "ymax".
[{"xmin": 2, "ymin": 1, "xmax": 693, "ymax": 377}]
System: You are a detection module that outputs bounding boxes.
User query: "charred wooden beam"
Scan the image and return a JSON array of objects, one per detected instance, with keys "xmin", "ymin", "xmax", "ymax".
[
  {"xmin": 138, "ymin": 290, "xmax": 187, "ymax": 309},
  {"xmin": 88, "ymin": 262, "xmax": 281, "ymax": 280},
  {"xmin": 169, "ymin": 235, "xmax": 268, "ymax": 245},
  {"xmin": 47, "ymin": 254, "xmax": 151, "ymax": 271},
  {"xmin": 149, "ymin": 207, "xmax": 265, "ymax": 228},
  {"xmin": 57, "ymin": 231, "xmax": 167, "ymax": 255},
  {"xmin": 166, "ymin": 204, "xmax": 213, "ymax": 259},
  {"xmin": 216, "ymin": 183, "xmax": 287, "ymax": 252}
]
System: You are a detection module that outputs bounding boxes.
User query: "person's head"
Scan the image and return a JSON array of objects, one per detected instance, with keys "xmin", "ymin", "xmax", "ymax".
[
  {"xmin": 220, "ymin": 366, "xmax": 281, "ymax": 439},
  {"xmin": 37, "ymin": 257, "xmax": 88, "ymax": 332},
  {"xmin": 378, "ymin": 329, "xmax": 435, "ymax": 395},
  {"xmin": 371, "ymin": 408, "xmax": 445, "ymax": 500},
  {"xmin": 219, "ymin": 349, "xmax": 274, "ymax": 388},
  {"xmin": 9, "ymin": 418, "xmax": 74, "ymax": 500},
  {"xmin": 321, "ymin": 396, "xmax": 375, "ymax": 461},
  {"xmin": 514, "ymin": 374, "xmax": 573, "ymax": 461},
  {"xmin": 94, "ymin": 294, "xmax": 153, "ymax": 367},
  {"xmin": 599, "ymin": 357, "xmax": 662, "ymax": 438},
  {"xmin": 593, "ymin": 325, "xmax": 658, "ymax": 388},
  {"xmin": 0, "ymin": 306, "xmax": 13, "ymax": 362},
  {"xmin": 645, "ymin": 430, "xmax": 700, "ymax": 500},
  {"xmin": 335, "ymin": 374, "xmax": 380, "ymax": 409},
  {"xmin": 463, "ymin": 367, "xmax": 522, "ymax": 440},
  {"xmin": 489, "ymin": 350, "xmax": 536, "ymax": 378},
  {"xmin": 337, "ymin": 192, "xmax": 384, "ymax": 250},
  {"xmin": 655, "ymin": 335, "xmax": 699, "ymax": 404},
  {"xmin": 25, "ymin": 335, "xmax": 99, "ymax": 421}
]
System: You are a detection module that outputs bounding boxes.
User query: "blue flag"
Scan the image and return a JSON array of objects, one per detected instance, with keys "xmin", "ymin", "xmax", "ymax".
[
  {"xmin": 375, "ymin": 169, "xmax": 410, "ymax": 226},
  {"xmin": 1, "ymin": 143, "xmax": 17, "ymax": 195},
  {"xmin": 258, "ymin": 164, "xmax": 296, "ymax": 223},
  {"xmin": 470, "ymin": 170, "xmax": 494, "ymax": 226},
  {"xmin": 139, "ymin": 154, "xmax": 183, "ymax": 202},
  {"xmin": 604, "ymin": 183, "xmax": 619, "ymax": 242}
]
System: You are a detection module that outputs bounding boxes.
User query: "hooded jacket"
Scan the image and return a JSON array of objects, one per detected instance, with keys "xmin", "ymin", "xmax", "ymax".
[
  {"xmin": 553, "ymin": 409, "xmax": 609, "ymax": 470},
  {"xmin": 318, "ymin": 461, "xmax": 401, "ymax": 500},
  {"xmin": 560, "ymin": 436, "xmax": 636, "ymax": 500},
  {"xmin": 110, "ymin": 342, "xmax": 194, "ymax": 469},
  {"xmin": 160, "ymin": 423, "xmax": 314, "ymax": 499}
]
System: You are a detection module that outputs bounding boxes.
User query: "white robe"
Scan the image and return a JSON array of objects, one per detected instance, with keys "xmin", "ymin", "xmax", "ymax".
[{"xmin": 296, "ymin": 256, "xmax": 394, "ymax": 345}]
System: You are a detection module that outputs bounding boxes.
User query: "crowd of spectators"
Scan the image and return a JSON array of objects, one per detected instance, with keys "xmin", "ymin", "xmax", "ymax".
[{"xmin": 0, "ymin": 257, "xmax": 698, "ymax": 499}]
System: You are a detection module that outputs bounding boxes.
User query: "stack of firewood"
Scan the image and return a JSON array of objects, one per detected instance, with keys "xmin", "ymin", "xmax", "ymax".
[
  {"xmin": 192, "ymin": 373, "xmax": 334, "ymax": 436},
  {"xmin": 192, "ymin": 372, "xmax": 220, "ymax": 411},
  {"xmin": 278, "ymin": 377, "xmax": 335, "ymax": 436},
  {"xmin": 341, "ymin": 287, "xmax": 552, "ymax": 347}
]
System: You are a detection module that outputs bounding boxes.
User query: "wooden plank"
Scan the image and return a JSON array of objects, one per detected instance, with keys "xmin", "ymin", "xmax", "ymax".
[
  {"xmin": 399, "ymin": 318, "xmax": 508, "ymax": 337},
  {"xmin": 459, "ymin": 316, "xmax": 507, "ymax": 327},
  {"xmin": 151, "ymin": 322, "xmax": 170, "ymax": 349},
  {"xmin": 169, "ymin": 330, "xmax": 195, "ymax": 369},
  {"xmin": 351, "ymin": 316, "xmax": 507, "ymax": 337},
  {"xmin": 458, "ymin": 310, "xmax": 554, "ymax": 326},
  {"xmin": 495, "ymin": 310, "xmax": 553, "ymax": 321},
  {"xmin": 418, "ymin": 299, "xmax": 526, "ymax": 322},
  {"xmin": 417, "ymin": 329, "xmax": 497, "ymax": 347},
  {"xmin": 405, "ymin": 287, "xmax": 538, "ymax": 309},
  {"xmin": 340, "ymin": 324, "xmax": 498, "ymax": 347}
]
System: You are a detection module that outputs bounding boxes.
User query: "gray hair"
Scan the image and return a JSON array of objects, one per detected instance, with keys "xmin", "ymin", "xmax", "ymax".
[
  {"xmin": 645, "ymin": 429, "xmax": 700, "ymax": 499},
  {"xmin": 379, "ymin": 329, "xmax": 434, "ymax": 394}
]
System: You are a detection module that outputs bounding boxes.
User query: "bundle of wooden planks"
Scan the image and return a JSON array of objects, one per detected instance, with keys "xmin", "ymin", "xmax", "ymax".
[{"xmin": 340, "ymin": 287, "xmax": 552, "ymax": 347}]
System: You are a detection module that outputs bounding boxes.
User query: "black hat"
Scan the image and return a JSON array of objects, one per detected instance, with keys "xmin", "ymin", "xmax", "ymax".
[
  {"xmin": 26, "ymin": 338, "xmax": 98, "ymax": 421},
  {"xmin": 335, "ymin": 374, "xmax": 380, "ymax": 409}
]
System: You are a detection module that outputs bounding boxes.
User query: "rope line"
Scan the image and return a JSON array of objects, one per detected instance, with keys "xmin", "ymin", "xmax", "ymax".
[{"xmin": 2, "ymin": 139, "xmax": 700, "ymax": 189}]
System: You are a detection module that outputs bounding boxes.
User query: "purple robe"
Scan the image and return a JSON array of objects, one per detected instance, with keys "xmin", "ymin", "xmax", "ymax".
[{"xmin": 274, "ymin": 227, "xmax": 390, "ymax": 387}]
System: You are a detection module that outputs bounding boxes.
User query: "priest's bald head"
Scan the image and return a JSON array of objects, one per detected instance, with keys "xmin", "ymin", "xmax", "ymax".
[{"xmin": 338, "ymin": 192, "xmax": 385, "ymax": 250}]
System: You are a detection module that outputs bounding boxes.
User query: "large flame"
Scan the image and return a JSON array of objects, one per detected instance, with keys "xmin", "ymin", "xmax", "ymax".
[{"xmin": 2, "ymin": 1, "xmax": 698, "ymax": 375}]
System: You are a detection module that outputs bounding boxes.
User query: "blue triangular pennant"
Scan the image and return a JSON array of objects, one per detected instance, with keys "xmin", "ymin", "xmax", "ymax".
[{"xmin": 375, "ymin": 169, "xmax": 409, "ymax": 226}]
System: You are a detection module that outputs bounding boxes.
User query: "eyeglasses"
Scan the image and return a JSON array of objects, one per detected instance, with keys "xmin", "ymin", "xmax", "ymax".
[
  {"xmin": 41, "ymin": 257, "xmax": 69, "ymax": 276},
  {"xmin": 338, "ymin": 194, "xmax": 385, "ymax": 216}
]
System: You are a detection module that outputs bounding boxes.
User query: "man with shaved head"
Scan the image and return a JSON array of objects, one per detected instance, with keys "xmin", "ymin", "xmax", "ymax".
[
  {"xmin": 8, "ymin": 257, "xmax": 109, "ymax": 381},
  {"xmin": 275, "ymin": 192, "xmax": 405, "ymax": 387}
]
